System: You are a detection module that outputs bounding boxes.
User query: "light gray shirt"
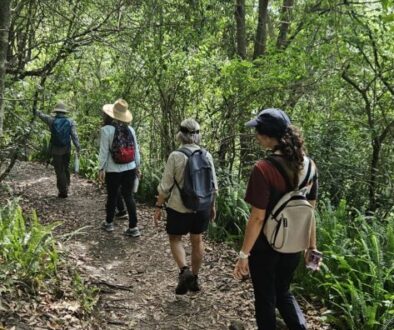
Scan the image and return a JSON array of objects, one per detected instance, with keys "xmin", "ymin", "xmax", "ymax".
[
  {"xmin": 99, "ymin": 125, "xmax": 141, "ymax": 172},
  {"xmin": 158, "ymin": 144, "xmax": 218, "ymax": 213}
]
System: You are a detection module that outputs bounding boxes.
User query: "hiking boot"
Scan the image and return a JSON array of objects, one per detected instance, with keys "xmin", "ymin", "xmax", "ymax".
[
  {"xmin": 115, "ymin": 211, "xmax": 128, "ymax": 219},
  {"xmin": 101, "ymin": 221, "xmax": 114, "ymax": 232},
  {"xmin": 175, "ymin": 267, "xmax": 193, "ymax": 295},
  {"xmin": 188, "ymin": 274, "xmax": 200, "ymax": 292},
  {"xmin": 124, "ymin": 227, "xmax": 141, "ymax": 237}
]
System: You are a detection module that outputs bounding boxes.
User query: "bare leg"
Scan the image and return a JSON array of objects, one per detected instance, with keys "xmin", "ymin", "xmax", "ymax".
[
  {"xmin": 190, "ymin": 234, "xmax": 204, "ymax": 275},
  {"xmin": 169, "ymin": 234, "xmax": 187, "ymax": 269}
]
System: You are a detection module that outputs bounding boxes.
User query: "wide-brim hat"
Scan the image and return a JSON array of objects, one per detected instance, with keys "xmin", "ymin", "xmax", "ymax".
[
  {"xmin": 52, "ymin": 102, "xmax": 69, "ymax": 113},
  {"xmin": 102, "ymin": 98, "xmax": 132, "ymax": 123}
]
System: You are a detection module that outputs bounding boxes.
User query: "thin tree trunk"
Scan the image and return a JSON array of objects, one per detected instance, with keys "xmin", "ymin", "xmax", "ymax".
[
  {"xmin": 235, "ymin": 0, "xmax": 246, "ymax": 59},
  {"xmin": 368, "ymin": 139, "xmax": 381, "ymax": 212},
  {"xmin": 0, "ymin": 0, "xmax": 12, "ymax": 136},
  {"xmin": 253, "ymin": 0, "xmax": 269, "ymax": 59},
  {"xmin": 276, "ymin": 0, "xmax": 294, "ymax": 49}
]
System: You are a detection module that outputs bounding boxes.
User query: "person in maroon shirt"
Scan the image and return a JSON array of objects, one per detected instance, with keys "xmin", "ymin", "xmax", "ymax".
[{"xmin": 233, "ymin": 108, "xmax": 319, "ymax": 330}]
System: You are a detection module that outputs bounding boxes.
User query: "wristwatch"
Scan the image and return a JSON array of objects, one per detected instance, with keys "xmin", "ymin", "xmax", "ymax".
[{"xmin": 239, "ymin": 251, "xmax": 249, "ymax": 259}]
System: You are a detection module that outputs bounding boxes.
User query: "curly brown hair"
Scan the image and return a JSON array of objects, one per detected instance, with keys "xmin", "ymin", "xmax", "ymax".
[{"xmin": 272, "ymin": 125, "xmax": 306, "ymax": 187}]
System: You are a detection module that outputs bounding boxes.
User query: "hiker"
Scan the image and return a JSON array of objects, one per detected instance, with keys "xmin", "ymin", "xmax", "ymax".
[
  {"xmin": 35, "ymin": 102, "xmax": 81, "ymax": 198},
  {"xmin": 233, "ymin": 108, "xmax": 319, "ymax": 330},
  {"xmin": 98, "ymin": 99, "xmax": 141, "ymax": 237},
  {"xmin": 154, "ymin": 119, "xmax": 218, "ymax": 294},
  {"xmin": 101, "ymin": 110, "xmax": 129, "ymax": 220}
]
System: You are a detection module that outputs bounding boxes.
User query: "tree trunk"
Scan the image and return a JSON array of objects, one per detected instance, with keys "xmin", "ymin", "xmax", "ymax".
[
  {"xmin": 276, "ymin": 0, "xmax": 294, "ymax": 49},
  {"xmin": 253, "ymin": 0, "xmax": 269, "ymax": 59},
  {"xmin": 234, "ymin": 0, "xmax": 246, "ymax": 59},
  {"xmin": 368, "ymin": 138, "xmax": 381, "ymax": 213},
  {"xmin": 0, "ymin": 0, "xmax": 12, "ymax": 136}
]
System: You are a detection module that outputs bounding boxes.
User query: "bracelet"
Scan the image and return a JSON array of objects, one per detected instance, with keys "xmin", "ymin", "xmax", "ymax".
[
  {"xmin": 155, "ymin": 204, "xmax": 164, "ymax": 209},
  {"xmin": 239, "ymin": 251, "xmax": 249, "ymax": 259}
]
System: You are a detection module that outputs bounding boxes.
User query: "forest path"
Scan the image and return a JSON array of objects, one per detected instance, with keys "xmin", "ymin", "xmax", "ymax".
[{"xmin": 4, "ymin": 161, "xmax": 327, "ymax": 330}]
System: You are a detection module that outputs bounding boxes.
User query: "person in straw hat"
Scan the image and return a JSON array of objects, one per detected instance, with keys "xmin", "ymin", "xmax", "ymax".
[
  {"xmin": 35, "ymin": 101, "xmax": 81, "ymax": 198},
  {"xmin": 98, "ymin": 98, "xmax": 141, "ymax": 237}
]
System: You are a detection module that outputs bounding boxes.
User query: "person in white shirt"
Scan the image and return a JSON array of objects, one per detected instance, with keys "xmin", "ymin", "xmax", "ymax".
[{"xmin": 98, "ymin": 99, "xmax": 141, "ymax": 237}]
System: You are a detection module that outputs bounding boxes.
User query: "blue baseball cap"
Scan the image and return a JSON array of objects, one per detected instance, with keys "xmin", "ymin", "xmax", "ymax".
[{"xmin": 245, "ymin": 108, "xmax": 291, "ymax": 138}]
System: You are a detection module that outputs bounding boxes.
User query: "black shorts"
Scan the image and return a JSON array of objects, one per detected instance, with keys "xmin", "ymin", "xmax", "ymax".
[{"xmin": 166, "ymin": 207, "xmax": 210, "ymax": 235}]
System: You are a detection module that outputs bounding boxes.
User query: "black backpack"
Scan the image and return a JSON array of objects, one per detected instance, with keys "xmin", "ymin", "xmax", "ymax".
[
  {"xmin": 110, "ymin": 124, "xmax": 135, "ymax": 164},
  {"xmin": 175, "ymin": 148, "xmax": 215, "ymax": 211},
  {"xmin": 51, "ymin": 117, "xmax": 71, "ymax": 147}
]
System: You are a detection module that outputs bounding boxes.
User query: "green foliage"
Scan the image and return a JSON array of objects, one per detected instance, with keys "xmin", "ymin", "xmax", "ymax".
[
  {"xmin": 0, "ymin": 200, "xmax": 60, "ymax": 289},
  {"xmin": 136, "ymin": 161, "xmax": 164, "ymax": 204},
  {"xmin": 78, "ymin": 152, "xmax": 99, "ymax": 181},
  {"xmin": 208, "ymin": 169, "xmax": 249, "ymax": 248},
  {"xmin": 295, "ymin": 200, "xmax": 394, "ymax": 330},
  {"xmin": 71, "ymin": 272, "xmax": 99, "ymax": 313}
]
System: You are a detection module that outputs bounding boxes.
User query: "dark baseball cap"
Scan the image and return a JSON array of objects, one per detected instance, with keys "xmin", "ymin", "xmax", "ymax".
[{"xmin": 245, "ymin": 108, "xmax": 291, "ymax": 137}]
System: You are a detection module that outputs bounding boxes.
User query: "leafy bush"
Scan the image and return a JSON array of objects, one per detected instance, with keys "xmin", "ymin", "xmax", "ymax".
[
  {"xmin": 208, "ymin": 169, "xmax": 250, "ymax": 248},
  {"xmin": 136, "ymin": 161, "xmax": 164, "ymax": 204},
  {"xmin": 78, "ymin": 152, "xmax": 99, "ymax": 181},
  {"xmin": 0, "ymin": 200, "xmax": 60, "ymax": 289},
  {"xmin": 295, "ymin": 200, "xmax": 394, "ymax": 330}
]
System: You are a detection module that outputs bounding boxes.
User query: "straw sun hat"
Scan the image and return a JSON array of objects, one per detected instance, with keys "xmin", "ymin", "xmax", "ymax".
[{"xmin": 102, "ymin": 99, "xmax": 132, "ymax": 123}]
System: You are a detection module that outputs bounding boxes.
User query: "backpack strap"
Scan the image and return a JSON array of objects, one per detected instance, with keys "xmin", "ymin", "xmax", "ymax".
[
  {"xmin": 299, "ymin": 158, "xmax": 312, "ymax": 189},
  {"xmin": 172, "ymin": 147, "xmax": 198, "ymax": 192},
  {"xmin": 177, "ymin": 147, "xmax": 193, "ymax": 158},
  {"xmin": 266, "ymin": 156, "xmax": 293, "ymax": 191}
]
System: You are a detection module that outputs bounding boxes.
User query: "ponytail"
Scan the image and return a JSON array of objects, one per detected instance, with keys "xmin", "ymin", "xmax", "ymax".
[{"xmin": 273, "ymin": 125, "xmax": 305, "ymax": 187}]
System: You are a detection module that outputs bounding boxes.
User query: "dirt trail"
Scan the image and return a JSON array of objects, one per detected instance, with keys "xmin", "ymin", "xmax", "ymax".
[{"xmin": 3, "ymin": 161, "xmax": 327, "ymax": 330}]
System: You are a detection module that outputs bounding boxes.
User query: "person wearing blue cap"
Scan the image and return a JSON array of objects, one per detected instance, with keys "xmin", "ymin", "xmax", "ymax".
[{"xmin": 233, "ymin": 108, "xmax": 319, "ymax": 330}]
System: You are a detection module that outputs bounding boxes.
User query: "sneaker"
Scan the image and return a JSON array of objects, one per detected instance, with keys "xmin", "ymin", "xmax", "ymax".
[
  {"xmin": 175, "ymin": 267, "xmax": 193, "ymax": 295},
  {"xmin": 101, "ymin": 221, "xmax": 114, "ymax": 232},
  {"xmin": 188, "ymin": 274, "xmax": 200, "ymax": 292},
  {"xmin": 124, "ymin": 227, "xmax": 141, "ymax": 237},
  {"xmin": 115, "ymin": 211, "xmax": 128, "ymax": 219}
]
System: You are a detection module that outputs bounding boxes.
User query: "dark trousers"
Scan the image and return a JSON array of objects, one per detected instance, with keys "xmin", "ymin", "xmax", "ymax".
[
  {"xmin": 52, "ymin": 153, "xmax": 71, "ymax": 195},
  {"xmin": 249, "ymin": 247, "xmax": 307, "ymax": 330},
  {"xmin": 105, "ymin": 170, "xmax": 137, "ymax": 228}
]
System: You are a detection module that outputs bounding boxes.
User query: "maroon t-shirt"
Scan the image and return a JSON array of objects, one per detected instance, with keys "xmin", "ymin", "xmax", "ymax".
[
  {"xmin": 245, "ymin": 159, "xmax": 318, "ymax": 213},
  {"xmin": 244, "ymin": 158, "xmax": 318, "ymax": 251}
]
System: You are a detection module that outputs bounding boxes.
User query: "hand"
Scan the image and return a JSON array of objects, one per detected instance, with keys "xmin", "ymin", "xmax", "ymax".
[
  {"xmin": 233, "ymin": 258, "xmax": 249, "ymax": 280},
  {"xmin": 210, "ymin": 205, "xmax": 216, "ymax": 222},
  {"xmin": 153, "ymin": 208, "xmax": 162, "ymax": 227},
  {"xmin": 98, "ymin": 170, "xmax": 105, "ymax": 184},
  {"xmin": 305, "ymin": 248, "xmax": 323, "ymax": 271},
  {"xmin": 136, "ymin": 167, "xmax": 142, "ymax": 179}
]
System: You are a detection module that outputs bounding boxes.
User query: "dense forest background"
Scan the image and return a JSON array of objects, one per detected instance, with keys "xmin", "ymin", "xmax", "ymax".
[{"xmin": 0, "ymin": 1, "xmax": 393, "ymax": 329}]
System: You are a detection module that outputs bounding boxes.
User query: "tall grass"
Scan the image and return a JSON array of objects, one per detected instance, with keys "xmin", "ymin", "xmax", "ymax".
[{"xmin": 0, "ymin": 200, "xmax": 60, "ymax": 289}]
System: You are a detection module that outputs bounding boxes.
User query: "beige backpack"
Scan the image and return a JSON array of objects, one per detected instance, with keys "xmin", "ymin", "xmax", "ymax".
[{"xmin": 263, "ymin": 156, "xmax": 316, "ymax": 253}]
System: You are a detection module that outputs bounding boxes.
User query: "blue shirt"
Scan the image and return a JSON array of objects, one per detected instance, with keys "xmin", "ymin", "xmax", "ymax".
[{"xmin": 99, "ymin": 125, "xmax": 141, "ymax": 172}]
